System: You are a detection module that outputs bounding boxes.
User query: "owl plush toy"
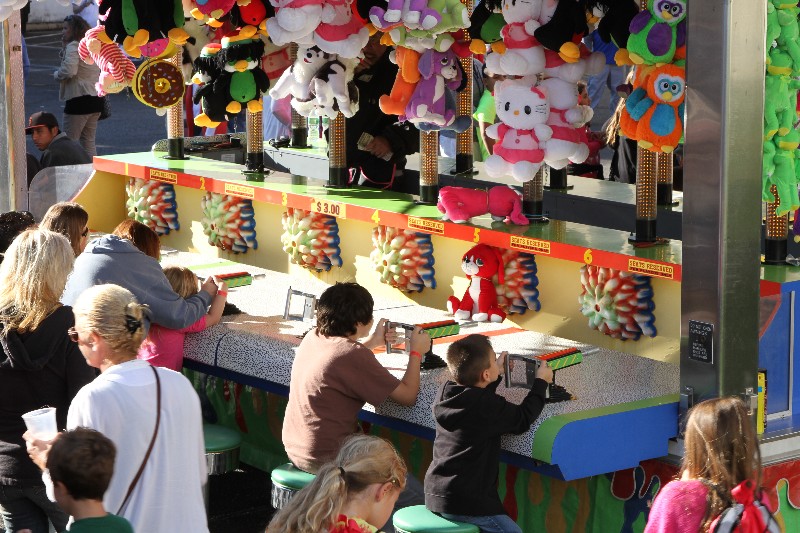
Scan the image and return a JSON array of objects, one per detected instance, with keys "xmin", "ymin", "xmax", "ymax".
[
  {"xmin": 622, "ymin": 64, "xmax": 685, "ymax": 153},
  {"xmin": 624, "ymin": 0, "xmax": 686, "ymax": 65}
]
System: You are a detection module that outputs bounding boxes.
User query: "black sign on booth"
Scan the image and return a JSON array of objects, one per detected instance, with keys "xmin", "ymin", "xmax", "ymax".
[{"xmin": 689, "ymin": 320, "xmax": 714, "ymax": 364}]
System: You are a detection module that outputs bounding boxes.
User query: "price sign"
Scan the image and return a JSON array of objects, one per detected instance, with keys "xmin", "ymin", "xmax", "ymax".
[
  {"xmin": 311, "ymin": 198, "xmax": 346, "ymax": 218},
  {"xmin": 688, "ymin": 320, "xmax": 714, "ymax": 364}
]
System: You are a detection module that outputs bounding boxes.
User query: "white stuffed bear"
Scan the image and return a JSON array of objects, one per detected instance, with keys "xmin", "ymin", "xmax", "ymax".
[
  {"xmin": 540, "ymin": 76, "xmax": 592, "ymax": 168},
  {"xmin": 484, "ymin": 0, "xmax": 545, "ymax": 77},
  {"xmin": 484, "ymin": 79, "xmax": 552, "ymax": 182},
  {"xmin": 270, "ymin": 45, "xmax": 331, "ymax": 105}
]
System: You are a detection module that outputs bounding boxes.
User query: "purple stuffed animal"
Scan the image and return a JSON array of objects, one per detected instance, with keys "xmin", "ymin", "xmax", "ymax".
[
  {"xmin": 403, "ymin": 48, "xmax": 463, "ymax": 127},
  {"xmin": 369, "ymin": 0, "xmax": 441, "ymax": 31}
]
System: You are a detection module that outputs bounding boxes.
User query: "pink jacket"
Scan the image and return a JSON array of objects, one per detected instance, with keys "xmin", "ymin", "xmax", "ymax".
[{"xmin": 645, "ymin": 480, "xmax": 708, "ymax": 533}]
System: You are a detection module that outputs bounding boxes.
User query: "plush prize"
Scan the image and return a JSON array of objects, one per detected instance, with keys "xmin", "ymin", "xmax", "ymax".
[
  {"xmin": 622, "ymin": 64, "xmax": 685, "ymax": 153},
  {"xmin": 776, "ymin": 6, "xmax": 800, "ymax": 70},
  {"xmin": 188, "ymin": 0, "xmax": 239, "ymax": 27},
  {"xmin": 404, "ymin": 48, "xmax": 468, "ymax": 129},
  {"xmin": 484, "ymin": 80, "xmax": 552, "ymax": 182},
  {"xmin": 765, "ymin": 49, "xmax": 800, "ymax": 140},
  {"xmin": 192, "ymin": 44, "xmax": 230, "ymax": 127},
  {"xmin": 484, "ymin": 0, "xmax": 545, "ymax": 76},
  {"xmin": 447, "ymin": 244, "xmax": 507, "ymax": 323},
  {"xmin": 623, "ymin": 0, "xmax": 686, "ymax": 65},
  {"xmin": 765, "ymin": 130, "xmax": 800, "ymax": 216},
  {"xmin": 541, "ymin": 76, "xmax": 593, "ymax": 168},
  {"xmin": 78, "ymin": 25, "xmax": 137, "ymax": 96},
  {"xmin": 314, "ymin": 0, "xmax": 370, "ymax": 58},
  {"xmin": 533, "ymin": 0, "xmax": 588, "ymax": 63},
  {"xmin": 270, "ymin": 45, "xmax": 331, "ymax": 104},
  {"xmin": 379, "ymin": 47, "xmax": 421, "ymax": 116},
  {"xmin": 266, "ymin": 0, "xmax": 324, "ymax": 45},
  {"xmin": 386, "ymin": 0, "xmax": 470, "ymax": 53},
  {"xmin": 589, "ymin": 0, "xmax": 640, "ymax": 50},
  {"xmin": 304, "ymin": 55, "xmax": 360, "ymax": 119},
  {"xmin": 98, "ymin": 0, "xmax": 189, "ymax": 58},
  {"xmin": 217, "ymin": 33, "xmax": 270, "ymax": 114},
  {"xmin": 369, "ymin": 0, "xmax": 441, "ymax": 32},
  {"xmin": 437, "ymin": 185, "xmax": 529, "ymax": 225},
  {"xmin": 468, "ymin": 0, "xmax": 505, "ymax": 54},
  {"xmin": 229, "ymin": 0, "xmax": 273, "ymax": 33}
]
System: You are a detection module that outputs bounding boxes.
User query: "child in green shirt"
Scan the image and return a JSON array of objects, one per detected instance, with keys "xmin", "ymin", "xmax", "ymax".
[{"xmin": 46, "ymin": 428, "xmax": 133, "ymax": 533}]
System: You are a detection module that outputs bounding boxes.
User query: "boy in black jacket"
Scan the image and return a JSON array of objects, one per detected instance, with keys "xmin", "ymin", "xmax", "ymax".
[{"xmin": 424, "ymin": 334, "xmax": 553, "ymax": 533}]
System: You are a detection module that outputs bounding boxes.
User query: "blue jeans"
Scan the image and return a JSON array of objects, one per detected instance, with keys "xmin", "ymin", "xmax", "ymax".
[
  {"xmin": 587, "ymin": 63, "xmax": 629, "ymax": 115},
  {"xmin": 440, "ymin": 512, "xmax": 523, "ymax": 533},
  {"xmin": 0, "ymin": 484, "xmax": 69, "ymax": 533}
]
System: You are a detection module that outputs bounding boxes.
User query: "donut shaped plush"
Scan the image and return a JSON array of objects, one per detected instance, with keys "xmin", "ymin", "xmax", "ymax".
[{"xmin": 132, "ymin": 59, "xmax": 185, "ymax": 110}]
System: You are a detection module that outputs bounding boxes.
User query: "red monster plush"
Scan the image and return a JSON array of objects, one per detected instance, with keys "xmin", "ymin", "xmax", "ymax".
[{"xmin": 447, "ymin": 244, "xmax": 507, "ymax": 323}]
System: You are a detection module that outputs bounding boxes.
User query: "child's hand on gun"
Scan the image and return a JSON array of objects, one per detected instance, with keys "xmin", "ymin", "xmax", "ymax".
[
  {"xmin": 497, "ymin": 351, "xmax": 509, "ymax": 374},
  {"xmin": 215, "ymin": 278, "xmax": 228, "ymax": 298},
  {"xmin": 410, "ymin": 327, "xmax": 432, "ymax": 355},
  {"xmin": 536, "ymin": 361, "xmax": 554, "ymax": 384}
]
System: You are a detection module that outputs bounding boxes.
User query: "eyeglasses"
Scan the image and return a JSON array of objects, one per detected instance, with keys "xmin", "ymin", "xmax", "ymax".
[
  {"xmin": 67, "ymin": 327, "xmax": 92, "ymax": 346},
  {"xmin": 81, "ymin": 227, "xmax": 89, "ymax": 237}
]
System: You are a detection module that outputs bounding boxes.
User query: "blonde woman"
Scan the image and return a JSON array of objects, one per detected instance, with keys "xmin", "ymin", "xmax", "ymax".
[
  {"xmin": 0, "ymin": 229, "xmax": 96, "ymax": 533},
  {"xmin": 26, "ymin": 284, "xmax": 209, "ymax": 532},
  {"xmin": 268, "ymin": 434, "xmax": 407, "ymax": 533},
  {"xmin": 40, "ymin": 202, "xmax": 90, "ymax": 257},
  {"xmin": 645, "ymin": 397, "xmax": 767, "ymax": 532}
]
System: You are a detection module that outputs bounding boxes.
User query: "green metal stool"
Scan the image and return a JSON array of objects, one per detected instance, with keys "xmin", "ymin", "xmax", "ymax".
[
  {"xmin": 270, "ymin": 463, "xmax": 316, "ymax": 509},
  {"xmin": 393, "ymin": 506, "xmax": 479, "ymax": 533},
  {"xmin": 203, "ymin": 424, "xmax": 242, "ymax": 508}
]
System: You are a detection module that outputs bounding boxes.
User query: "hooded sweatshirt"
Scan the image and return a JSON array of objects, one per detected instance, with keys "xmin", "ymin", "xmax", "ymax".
[
  {"xmin": 0, "ymin": 305, "xmax": 96, "ymax": 486},
  {"xmin": 62, "ymin": 235, "xmax": 212, "ymax": 330},
  {"xmin": 424, "ymin": 377, "xmax": 548, "ymax": 516}
]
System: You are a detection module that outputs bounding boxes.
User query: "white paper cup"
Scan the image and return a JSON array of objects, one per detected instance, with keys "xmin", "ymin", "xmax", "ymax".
[{"xmin": 21, "ymin": 407, "xmax": 58, "ymax": 439}]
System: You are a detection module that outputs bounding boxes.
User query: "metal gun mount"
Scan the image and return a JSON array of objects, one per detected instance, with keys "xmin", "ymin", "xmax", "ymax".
[
  {"xmin": 385, "ymin": 322, "xmax": 416, "ymax": 354},
  {"xmin": 283, "ymin": 287, "xmax": 317, "ymax": 321},
  {"xmin": 504, "ymin": 354, "xmax": 542, "ymax": 390}
]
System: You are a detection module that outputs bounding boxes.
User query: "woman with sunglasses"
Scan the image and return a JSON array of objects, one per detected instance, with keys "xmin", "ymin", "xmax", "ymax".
[
  {"xmin": 40, "ymin": 202, "xmax": 90, "ymax": 257},
  {"xmin": 0, "ymin": 229, "xmax": 96, "ymax": 533},
  {"xmin": 27, "ymin": 284, "xmax": 208, "ymax": 532}
]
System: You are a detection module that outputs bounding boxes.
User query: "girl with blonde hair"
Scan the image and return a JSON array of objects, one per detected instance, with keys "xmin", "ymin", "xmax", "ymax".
[
  {"xmin": 0, "ymin": 229, "xmax": 96, "ymax": 532},
  {"xmin": 26, "ymin": 284, "xmax": 209, "ymax": 532},
  {"xmin": 40, "ymin": 201, "xmax": 89, "ymax": 256},
  {"xmin": 645, "ymin": 397, "xmax": 766, "ymax": 532},
  {"xmin": 138, "ymin": 265, "xmax": 227, "ymax": 371},
  {"xmin": 269, "ymin": 434, "xmax": 408, "ymax": 533}
]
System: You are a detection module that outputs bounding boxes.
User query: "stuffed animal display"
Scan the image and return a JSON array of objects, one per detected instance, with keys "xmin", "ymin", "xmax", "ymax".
[
  {"xmin": 618, "ymin": 63, "xmax": 685, "ymax": 154},
  {"xmin": 281, "ymin": 208, "xmax": 342, "ymax": 271},
  {"xmin": 448, "ymin": 244, "xmax": 507, "ymax": 323},
  {"xmin": 78, "ymin": 25, "xmax": 137, "ymax": 96},
  {"xmin": 270, "ymin": 45, "xmax": 359, "ymax": 119},
  {"xmin": 370, "ymin": 226, "xmax": 436, "ymax": 292},
  {"xmin": 132, "ymin": 59, "xmax": 185, "ymax": 114},
  {"xmin": 484, "ymin": 81, "xmax": 552, "ymax": 182},
  {"xmin": 126, "ymin": 178, "xmax": 180, "ymax": 236},
  {"xmin": 764, "ymin": 0, "xmax": 800, "ymax": 216},
  {"xmin": 437, "ymin": 186, "xmax": 529, "ymax": 225},
  {"xmin": 98, "ymin": 0, "xmax": 189, "ymax": 58},
  {"xmin": 201, "ymin": 192, "xmax": 258, "ymax": 253},
  {"xmin": 192, "ymin": 43, "xmax": 231, "ymax": 127},
  {"xmin": 188, "ymin": 0, "xmax": 242, "ymax": 28}
]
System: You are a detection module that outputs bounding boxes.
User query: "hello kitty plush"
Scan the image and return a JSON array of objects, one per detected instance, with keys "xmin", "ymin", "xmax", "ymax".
[
  {"xmin": 540, "ymin": 76, "xmax": 592, "ymax": 168},
  {"xmin": 266, "ymin": 0, "xmax": 323, "ymax": 46},
  {"xmin": 447, "ymin": 244, "xmax": 507, "ymax": 323},
  {"xmin": 484, "ymin": 0, "xmax": 545, "ymax": 77},
  {"xmin": 484, "ymin": 80, "xmax": 552, "ymax": 182}
]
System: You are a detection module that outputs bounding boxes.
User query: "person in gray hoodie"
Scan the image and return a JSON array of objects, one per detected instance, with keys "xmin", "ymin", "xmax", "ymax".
[
  {"xmin": 0, "ymin": 229, "xmax": 96, "ymax": 533},
  {"xmin": 62, "ymin": 234, "xmax": 217, "ymax": 330}
]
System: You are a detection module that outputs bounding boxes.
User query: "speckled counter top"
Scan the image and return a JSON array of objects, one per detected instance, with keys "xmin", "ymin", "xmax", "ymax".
[{"xmin": 171, "ymin": 250, "xmax": 680, "ymax": 480}]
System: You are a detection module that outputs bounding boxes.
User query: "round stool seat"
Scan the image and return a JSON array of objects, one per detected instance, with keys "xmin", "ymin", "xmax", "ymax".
[
  {"xmin": 271, "ymin": 463, "xmax": 316, "ymax": 509},
  {"xmin": 203, "ymin": 424, "xmax": 241, "ymax": 475},
  {"xmin": 393, "ymin": 506, "xmax": 479, "ymax": 533}
]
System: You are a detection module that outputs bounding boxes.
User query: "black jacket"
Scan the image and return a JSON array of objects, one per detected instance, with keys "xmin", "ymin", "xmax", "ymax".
[
  {"xmin": 424, "ymin": 376, "xmax": 548, "ymax": 516},
  {"xmin": 0, "ymin": 306, "xmax": 96, "ymax": 486}
]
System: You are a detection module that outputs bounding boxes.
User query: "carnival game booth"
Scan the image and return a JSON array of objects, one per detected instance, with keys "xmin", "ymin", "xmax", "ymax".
[{"xmin": 8, "ymin": 0, "xmax": 800, "ymax": 530}]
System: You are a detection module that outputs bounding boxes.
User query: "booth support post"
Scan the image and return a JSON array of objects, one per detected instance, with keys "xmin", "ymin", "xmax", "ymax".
[
  {"xmin": 419, "ymin": 131, "xmax": 439, "ymax": 204},
  {"xmin": 244, "ymin": 109, "xmax": 266, "ymax": 181},
  {"xmin": 764, "ymin": 186, "xmax": 788, "ymax": 264},
  {"xmin": 0, "ymin": 12, "xmax": 25, "ymax": 211},
  {"xmin": 681, "ymin": 0, "xmax": 764, "ymax": 410},
  {"xmin": 455, "ymin": 0, "xmax": 474, "ymax": 175},
  {"xmin": 327, "ymin": 113, "xmax": 347, "ymax": 188},
  {"xmin": 289, "ymin": 44, "xmax": 308, "ymax": 149},
  {"xmin": 165, "ymin": 47, "xmax": 187, "ymax": 160},
  {"xmin": 656, "ymin": 152, "xmax": 674, "ymax": 206}
]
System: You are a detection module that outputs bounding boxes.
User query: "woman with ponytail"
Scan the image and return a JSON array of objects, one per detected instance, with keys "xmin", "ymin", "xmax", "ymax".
[
  {"xmin": 25, "ymin": 284, "xmax": 209, "ymax": 532},
  {"xmin": 268, "ymin": 435, "xmax": 408, "ymax": 533}
]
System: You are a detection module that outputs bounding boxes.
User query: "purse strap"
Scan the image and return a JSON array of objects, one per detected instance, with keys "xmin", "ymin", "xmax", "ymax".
[{"xmin": 116, "ymin": 365, "xmax": 161, "ymax": 515}]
